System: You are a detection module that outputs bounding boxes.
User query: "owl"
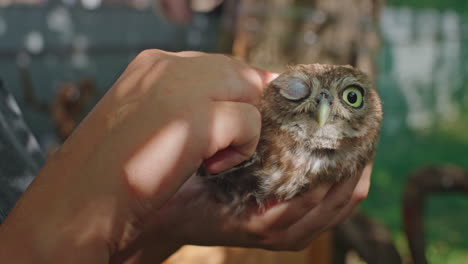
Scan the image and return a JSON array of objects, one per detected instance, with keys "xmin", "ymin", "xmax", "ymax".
[{"xmin": 201, "ymin": 64, "xmax": 383, "ymax": 211}]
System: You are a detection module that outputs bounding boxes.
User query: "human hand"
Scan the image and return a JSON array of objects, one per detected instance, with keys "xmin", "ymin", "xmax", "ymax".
[
  {"xmin": 0, "ymin": 50, "xmax": 274, "ymax": 263},
  {"xmin": 112, "ymin": 163, "xmax": 373, "ymax": 263}
]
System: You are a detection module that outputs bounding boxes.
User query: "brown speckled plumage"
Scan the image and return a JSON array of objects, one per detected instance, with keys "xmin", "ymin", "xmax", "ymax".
[{"xmin": 200, "ymin": 64, "xmax": 383, "ymax": 211}]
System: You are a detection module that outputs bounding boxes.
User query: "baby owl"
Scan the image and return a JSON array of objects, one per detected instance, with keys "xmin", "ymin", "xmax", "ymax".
[{"xmin": 201, "ymin": 64, "xmax": 383, "ymax": 210}]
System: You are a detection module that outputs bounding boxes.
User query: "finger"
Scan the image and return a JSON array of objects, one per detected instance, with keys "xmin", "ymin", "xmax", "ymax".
[
  {"xmin": 163, "ymin": 53, "xmax": 275, "ymax": 104},
  {"xmin": 243, "ymin": 184, "xmax": 332, "ymax": 234},
  {"xmin": 321, "ymin": 170, "xmax": 363, "ymax": 212},
  {"xmin": 325, "ymin": 162, "xmax": 373, "ymax": 227},
  {"xmin": 203, "ymin": 102, "xmax": 261, "ymax": 173},
  {"xmin": 200, "ymin": 56, "xmax": 274, "ymax": 103},
  {"xmin": 284, "ymin": 171, "xmax": 363, "ymax": 241}
]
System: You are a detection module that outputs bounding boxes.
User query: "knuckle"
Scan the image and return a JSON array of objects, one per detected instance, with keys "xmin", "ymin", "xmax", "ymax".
[
  {"xmin": 135, "ymin": 49, "xmax": 175, "ymax": 70},
  {"xmin": 177, "ymin": 51, "xmax": 205, "ymax": 57},
  {"xmin": 135, "ymin": 49, "xmax": 162, "ymax": 61}
]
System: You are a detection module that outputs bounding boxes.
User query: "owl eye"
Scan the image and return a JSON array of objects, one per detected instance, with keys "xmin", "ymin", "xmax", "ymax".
[
  {"xmin": 279, "ymin": 79, "xmax": 310, "ymax": 101},
  {"xmin": 342, "ymin": 86, "xmax": 364, "ymax": 108}
]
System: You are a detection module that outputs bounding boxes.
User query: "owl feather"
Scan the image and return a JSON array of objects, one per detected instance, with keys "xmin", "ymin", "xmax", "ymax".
[{"xmin": 199, "ymin": 64, "xmax": 383, "ymax": 212}]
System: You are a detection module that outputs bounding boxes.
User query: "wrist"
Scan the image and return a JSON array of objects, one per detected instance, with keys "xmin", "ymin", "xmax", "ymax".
[
  {"xmin": 0, "ymin": 194, "xmax": 111, "ymax": 264},
  {"xmin": 0, "ymin": 160, "xmax": 126, "ymax": 264}
]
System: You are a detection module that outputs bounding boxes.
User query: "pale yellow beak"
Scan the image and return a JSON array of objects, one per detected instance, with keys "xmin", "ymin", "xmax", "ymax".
[{"xmin": 317, "ymin": 100, "xmax": 331, "ymax": 128}]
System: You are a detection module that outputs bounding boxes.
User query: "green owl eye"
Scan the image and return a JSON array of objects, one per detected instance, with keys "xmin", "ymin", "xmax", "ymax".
[{"xmin": 342, "ymin": 86, "xmax": 363, "ymax": 108}]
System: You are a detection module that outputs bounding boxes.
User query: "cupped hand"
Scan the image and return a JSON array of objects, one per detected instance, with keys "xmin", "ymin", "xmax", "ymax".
[{"xmin": 112, "ymin": 163, "xmax": 373, "ymax": 263}]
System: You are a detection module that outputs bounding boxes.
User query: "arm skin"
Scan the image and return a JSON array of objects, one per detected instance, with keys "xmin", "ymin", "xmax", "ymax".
[{"xmin": 0, "ymin": 50, "xmax": 372, "ymax": 264}]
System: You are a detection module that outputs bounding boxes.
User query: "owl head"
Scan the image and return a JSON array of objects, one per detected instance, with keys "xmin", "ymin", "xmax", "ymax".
[{"xmin": 261, "ymin": 64, "xmax": 383, "ymax": 150}]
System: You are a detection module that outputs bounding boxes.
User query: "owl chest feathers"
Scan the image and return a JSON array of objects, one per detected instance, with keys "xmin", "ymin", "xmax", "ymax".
[
  {"xmin": 253, "ymin": 121, "xmax": 369, "ymax": 200},
  {"xmin": 256, "ymin": 147, "xmax": 338, "ymax": 200}
]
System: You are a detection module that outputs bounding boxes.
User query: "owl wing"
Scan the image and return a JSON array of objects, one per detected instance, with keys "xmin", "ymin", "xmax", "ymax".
[{"xmin": 198, "ymin": 152, "xmax": 258, "ymax": 178}]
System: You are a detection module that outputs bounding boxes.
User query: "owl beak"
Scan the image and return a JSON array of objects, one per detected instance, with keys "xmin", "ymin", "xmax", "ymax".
[{"xmin": 317, "ymin": 100, "xmax": 331, "ymax": 127}]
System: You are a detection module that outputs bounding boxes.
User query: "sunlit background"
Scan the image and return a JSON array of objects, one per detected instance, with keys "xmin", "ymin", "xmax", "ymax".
[{"xmin": 0, "ymin": 0, "xmax": 467, "ymax": 263}]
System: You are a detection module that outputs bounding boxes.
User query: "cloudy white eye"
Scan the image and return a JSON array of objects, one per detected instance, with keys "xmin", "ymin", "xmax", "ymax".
[{"xmin": 279, "ymin": 79, "xmax": 310, "ymax": 101}]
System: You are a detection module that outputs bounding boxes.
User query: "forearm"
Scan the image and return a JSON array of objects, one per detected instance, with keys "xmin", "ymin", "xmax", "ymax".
[
  {"xmin": 0, "ymin": 53, "xmax": 185, "ymax": 263},
  {"xmin": 0, "ymin": 227, "xmax": 108, "ymax": 264},
  {"xmin": 0, "ymin": 140, "xmax": 131, "ymax": 264},
  {"xmin": 0, "ymin": 177, "xmax": 111, "ymax": 263}
]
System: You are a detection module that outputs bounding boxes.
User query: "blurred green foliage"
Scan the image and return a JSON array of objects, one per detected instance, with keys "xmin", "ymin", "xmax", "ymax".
[
  {"xmin": 388, "ymin": 0, "xmax": 468, "ymax": 14},
  {"xmin": 360, "ymin": 2, "xmax": 468, "ymax": 262}
]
